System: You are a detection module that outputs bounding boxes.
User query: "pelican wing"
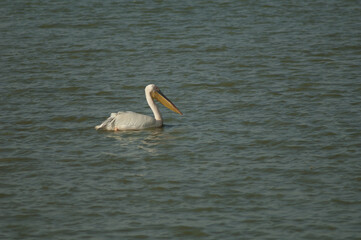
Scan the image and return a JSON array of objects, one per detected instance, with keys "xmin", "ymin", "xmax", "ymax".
[{"xmin": 95, "ymin": 111, "xmax": 159, "ymax": 130}]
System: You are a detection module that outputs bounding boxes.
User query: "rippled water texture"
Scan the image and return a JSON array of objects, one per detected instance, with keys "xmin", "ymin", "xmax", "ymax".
[{"xmin": 1, "ymin": 1, "xmax": 361, "ymax": 239}]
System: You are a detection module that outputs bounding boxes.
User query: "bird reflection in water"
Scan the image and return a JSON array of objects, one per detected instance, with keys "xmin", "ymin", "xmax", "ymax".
[{"xmin": 107, "ymin": 127, "xmax": 177, "ymax": 155}]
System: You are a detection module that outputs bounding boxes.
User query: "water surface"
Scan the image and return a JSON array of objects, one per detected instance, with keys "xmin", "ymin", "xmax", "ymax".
[{"xmin": 1, "ymin": 1, "xmax": 360, "ymax": 239}]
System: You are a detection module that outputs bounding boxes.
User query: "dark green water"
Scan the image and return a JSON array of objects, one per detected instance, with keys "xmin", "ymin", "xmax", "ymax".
[{"xmin": 1, "ymin": 1, "xmax": 360, "ymax": 239}]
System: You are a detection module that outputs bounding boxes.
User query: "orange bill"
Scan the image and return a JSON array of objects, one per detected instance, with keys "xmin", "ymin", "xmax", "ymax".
[{"xmin": 152, "ymin": 90, "xmax": 183, "ymax": 115}]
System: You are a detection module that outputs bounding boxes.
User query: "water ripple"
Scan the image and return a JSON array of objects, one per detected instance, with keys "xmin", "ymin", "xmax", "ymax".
[{"xmin": 1, "ymin": 0, "xmax": 360, "ymax": 239}]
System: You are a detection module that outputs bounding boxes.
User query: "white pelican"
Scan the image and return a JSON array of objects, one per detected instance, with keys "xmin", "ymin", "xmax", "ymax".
[{"xmin": 95, "ymin": 84, "xmax": 183, "ymax": 131}]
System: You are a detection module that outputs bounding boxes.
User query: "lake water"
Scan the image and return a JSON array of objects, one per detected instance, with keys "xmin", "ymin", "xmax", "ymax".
[{"xmin": 1, "ymin": 0, "xmax": 360, "ymax": 239}]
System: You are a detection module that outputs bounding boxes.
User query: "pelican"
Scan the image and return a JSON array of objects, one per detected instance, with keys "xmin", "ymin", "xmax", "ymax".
[{"xmin": 95, "ymin": 84, "xmax": 183, "ymax": 131}]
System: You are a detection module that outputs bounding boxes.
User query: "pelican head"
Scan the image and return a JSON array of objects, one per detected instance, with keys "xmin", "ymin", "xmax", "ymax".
[{"xmin": 145, "ymin": 84, "xmax": 183, "ymax": 115}]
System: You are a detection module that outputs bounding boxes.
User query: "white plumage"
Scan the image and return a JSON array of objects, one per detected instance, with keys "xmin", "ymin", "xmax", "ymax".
[
  {"xmin": 95, "ymin": 84, "xmax": 182, "ymax": 131},
  {"xmin": 95, "ymin": 111, "xmax": 159, "ymax": 130}
]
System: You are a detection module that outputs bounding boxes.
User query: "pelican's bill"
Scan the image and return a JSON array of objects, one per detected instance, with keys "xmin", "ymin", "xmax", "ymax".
[{"xmin": 152, "ymin": 90, "xmax": 183, "ymax": 115}]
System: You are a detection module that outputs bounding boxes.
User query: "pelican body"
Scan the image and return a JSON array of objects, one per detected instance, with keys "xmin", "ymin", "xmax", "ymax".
[{"xmin": 95, "ymin": 84, "xmax": 182, "ymax": 131}]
